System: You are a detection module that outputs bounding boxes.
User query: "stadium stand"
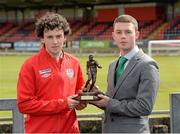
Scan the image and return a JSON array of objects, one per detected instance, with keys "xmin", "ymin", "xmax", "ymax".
[
  {"xmin": 139, "ymin": 18, "xmax": 165, "ymax": 39},
  {"xmin": 71, "ymin": 21, "xmax": 96, "ymax": 40},
  {"xmin": 0, "ymin": 22, "xmax": 14, "ymax": 35},
  {"xmin": 97, "ymin": 24, "xmax": 113, "ymax": 40},
  {"xmin": 164, "ymin": 15, "xmax": 180, "ymax": 39},
  {"xmin": 0, "ymin": 0, "xmax": 180, "ymax": 43},
  {"xmin": 0, "ymin": 16, "xmax": 179, "ymax": 42},
  {"xmin": 150, "ymin": 16, "xmax": 180, "ymax": 40},
  {"xmin": 71, "ymin": 18, "xmax": 166, "ymax": 41},
  {"xmin": 69, "ymin": 19, "xmax": 83, "ymax": 33},
  {"xmin": 84, "ymin": 23, "xmax": 110, "ymax": 37}
]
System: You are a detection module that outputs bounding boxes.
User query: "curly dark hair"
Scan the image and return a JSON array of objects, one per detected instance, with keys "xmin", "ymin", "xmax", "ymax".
[{"xmin": 35, "ymin": 12, "xmax": 71, "ymax": 38}]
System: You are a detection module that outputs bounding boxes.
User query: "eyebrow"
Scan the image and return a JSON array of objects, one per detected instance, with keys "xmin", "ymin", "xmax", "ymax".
[{"xmin": 115, "ymin": 29, "xmax": 132, "ymax": 31}]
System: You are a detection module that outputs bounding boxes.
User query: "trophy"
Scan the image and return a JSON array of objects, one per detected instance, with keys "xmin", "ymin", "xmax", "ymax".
[{"xmin": 74, "ymin": 55, "xmax": 104, "ymax": 101}]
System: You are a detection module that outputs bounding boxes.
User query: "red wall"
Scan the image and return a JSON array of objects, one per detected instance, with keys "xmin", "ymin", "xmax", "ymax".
[
  {"xmin": 125, "ymin": 6, "xmax": 158, "ymax": 21},
  {"xmin": 96, "ymin": 8, "xmax": 118, "ymax": 22}
]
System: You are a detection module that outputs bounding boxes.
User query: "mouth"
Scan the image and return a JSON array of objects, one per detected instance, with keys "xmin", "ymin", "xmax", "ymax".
[
  {"xmin": 52, "ymin": 46, "xmax": 59, "ymax": 49},
  {"xmin": 120, "ymin": 41, "xmax": 127, "ymax": 44}
]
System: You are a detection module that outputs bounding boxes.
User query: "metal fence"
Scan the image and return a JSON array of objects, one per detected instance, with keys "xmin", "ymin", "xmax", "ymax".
[
  {"xmin": 0, "ymin": 97, "xmax": 177, "ymax": 133},
  {"xmin": 0, "ymin": 98, "xmax": 24, "ymax": 133}
]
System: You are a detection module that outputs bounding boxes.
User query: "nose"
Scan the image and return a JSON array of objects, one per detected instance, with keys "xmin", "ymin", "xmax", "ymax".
[
  {"xmin": 53, "ymin": 37, "xmax": 58, "ymax": 43},
  {"xmin": 121, "ymin": 32, "xmax": 126, "ymax": 38}
]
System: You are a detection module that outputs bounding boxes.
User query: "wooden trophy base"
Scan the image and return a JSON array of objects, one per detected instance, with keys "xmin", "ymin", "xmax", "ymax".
[
  {"xmin": 74, "ymin": 91, "xmax": 101, "ymax": 101},
  {"xmin": 73, "ymin": 85, "xmax": 104, "ymax": 101}
]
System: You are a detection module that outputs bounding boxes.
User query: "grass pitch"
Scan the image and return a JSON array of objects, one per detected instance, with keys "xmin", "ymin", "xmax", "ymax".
[{"xmin": 0, "ymin": 54, "xmax": 180, "ymax": 116}]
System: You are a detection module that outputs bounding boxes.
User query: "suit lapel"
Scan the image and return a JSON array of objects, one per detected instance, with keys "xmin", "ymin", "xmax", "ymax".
[
  {"xmin": 111, "ymin": 50, "xmax": 144, "ymax": 97},
  {"xmin": 106, "ymin": 60, "xmax": 117, "ymax": 97}
]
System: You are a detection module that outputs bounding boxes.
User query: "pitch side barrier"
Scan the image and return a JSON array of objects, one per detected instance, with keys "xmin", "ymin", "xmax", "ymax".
[
  {"xmin": 1, "ymin": 95, "xmax": 180, "ymax": 133},
  {"xmin": 0, "ymin": 98, "xmax": 24, "ymax": 133},
  {"xmin": 170, "ymin": 93, "xmax": 180, "ymax": 133}
]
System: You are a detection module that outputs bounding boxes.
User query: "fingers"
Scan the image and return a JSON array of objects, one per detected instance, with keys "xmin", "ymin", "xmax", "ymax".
[
  {"xmin": 90, "ymin": 100, "xmax": 100, "ymax": 105},
  {"xmin": 75, "ymin": 102, "xmax": 87, "ymax": 110},
  {"xmin": 68, "ymin": 94, "xmax": 109, "ymax": 110},
  {"xmin": 69, "ymin": 104, "xmax": 76, "ymax": 109},
  {"xmin": 68, "ymin": 95, "xmax": 80, "ymax": 109},
  {"xmin": 69, "ymin": 101, "xmax": 79, "ymax": 109},
  {"xmin": 97, "ymin": 94, "xmax": 105, "ymax": 98},
  {"xmin": 97, "ymin": 94, "xmax": 109, "ymax": 100},
  {"xmin": 69, "ymin": 94, "xmax": 78, "ymax": 99},
  {"xmin": 69, "ymin": 96, "xmax": 88, "ymax": 110},
  {"xmin": 89, "ymin": 95, "xmax": 109, "ymax": 109},
  {"xmin": 88, "ymin": 95, "xmax": 105, "ymax": 104}
]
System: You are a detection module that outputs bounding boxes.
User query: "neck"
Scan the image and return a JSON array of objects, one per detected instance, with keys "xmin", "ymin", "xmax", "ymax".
[
  {"xmin": 48, "ymin": 50, "xmax": 62, "ymax": 59},
  {"xmin": 120, "ymin": 46, "xmax": 137, "ymax": 56},
  {"xmin": 120, "ymin": 50, "xmax": 130, "ymax": 56}
]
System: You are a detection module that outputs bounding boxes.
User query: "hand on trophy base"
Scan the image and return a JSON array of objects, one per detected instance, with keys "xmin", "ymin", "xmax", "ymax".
[{"xmin": 73, "ymin": 85, "xmax": 104, "ymax": 102}]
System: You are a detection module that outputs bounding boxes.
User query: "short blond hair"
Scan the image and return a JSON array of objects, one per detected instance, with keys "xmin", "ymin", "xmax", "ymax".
[{"xmin": 113, "ymin": 14, "xmax": 138, "ymax": 31}]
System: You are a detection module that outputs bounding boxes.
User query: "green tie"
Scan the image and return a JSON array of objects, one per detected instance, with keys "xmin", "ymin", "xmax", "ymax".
[{"xmin": 115, "ymin": 56, "xmax": 128, "ymax": 85}]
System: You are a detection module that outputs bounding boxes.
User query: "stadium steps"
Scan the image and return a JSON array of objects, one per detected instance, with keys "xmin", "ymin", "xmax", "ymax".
[
  {"xmin": 149, "ymin": 15, "xmax": 179, "ymax": 40},
  {"xmin": 97, "ymin": 25, "xmax": 113, "ymax": 40},
  {"xmin": 83, "ymin": 22, "xmax": 97, "ymax": 35},
  {"xmin": 7, "ymin": 23, "xmax": 34, "ymax": 42},
  {"xmin": 71, "ymin": 24, "xmax": 87, "ymax": 40},
  {"xmin": 72, "ymin": 21, "xmax": 96, "ymax": 40},
  {"xmin": 86, "ymin": 23, "xmax": 110, "ymax": 38},
  {"xmin": 148, "ymin": 22, "xmax": 167, "ymax": 40},
  {"xmin": 164, "ymin": 16, "xmax": 180, "ymax": 39},
  {"xmin": 0, "ymin": 22, "xmax": 14, "ymax": 35},
  {"xmin": 97, "ymin": 23, "xmax": 112, "ymax": 36},
  {"xmin": 70, "ymin": 20, "xmax": 83, "ymax": 33},
  {"xmin": 0, "ymin": 26, "xmax": 21, "ymax": 42}
]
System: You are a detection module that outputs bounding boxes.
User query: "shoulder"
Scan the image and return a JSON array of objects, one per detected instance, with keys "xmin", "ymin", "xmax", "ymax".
[
  {"xmin": 20, "ymin": 52, "xmax": 40, "ymax": 70},
  {"xmin": 109, "ymin": 58, "xmax": 118, "ymax": 66},
  {"xmin": 138, "ymin": 52, "xmax": 159, "ymax": 70},
  {"xmin": 64, "ymin": 52, "xmax": 81, "ymax": 64},
  {"xmin": 108, "ymin": 58, "xmax": 118, "ymax": 70}
]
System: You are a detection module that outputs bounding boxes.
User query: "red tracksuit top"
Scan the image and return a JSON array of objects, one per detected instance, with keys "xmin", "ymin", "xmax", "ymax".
[{"xmin": 17, "ymin": 48, "xmax": 84, "ymax": 133}]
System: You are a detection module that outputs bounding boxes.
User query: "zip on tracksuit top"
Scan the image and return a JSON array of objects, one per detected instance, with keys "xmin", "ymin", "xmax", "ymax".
[{"xmin": 17, "ymin": 48, "xmax": 84, "ymax": 133}]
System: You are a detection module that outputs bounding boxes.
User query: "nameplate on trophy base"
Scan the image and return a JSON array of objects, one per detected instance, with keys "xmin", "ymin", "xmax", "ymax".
[
  {"xmin": 81, "ymin": 95, "xmax": 94, "ymax": 100},
  {"xmin": 73, "ymin": 91, "xmax": 101, "ymax": 101}
]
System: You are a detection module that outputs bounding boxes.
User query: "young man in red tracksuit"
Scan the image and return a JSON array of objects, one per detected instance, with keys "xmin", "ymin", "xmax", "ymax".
[{"xmin": 17, "ymin": 12, "xmax": 86, "ymax": 133}]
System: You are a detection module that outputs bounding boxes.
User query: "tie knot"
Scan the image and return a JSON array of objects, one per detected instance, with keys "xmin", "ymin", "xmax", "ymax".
[{"xmin": 118, "ymin": 56, "xmax": 128, "ymax": 66}]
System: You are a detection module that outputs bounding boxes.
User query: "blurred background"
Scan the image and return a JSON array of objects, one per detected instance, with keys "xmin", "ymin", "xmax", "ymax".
[{"xmin": 0, "ymin": 0, "xmax": 179, "ymax": 48}]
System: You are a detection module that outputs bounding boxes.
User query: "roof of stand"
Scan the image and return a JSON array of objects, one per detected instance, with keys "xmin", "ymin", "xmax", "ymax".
[{"xmin": 0, "ymin": 0, "xmax": 178, "ymax": 10}]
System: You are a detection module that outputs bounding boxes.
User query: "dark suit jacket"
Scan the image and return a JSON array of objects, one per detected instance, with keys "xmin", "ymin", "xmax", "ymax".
[{"xmin": 102, "ymin": 50, "xmax": 160, "ymax": 133}]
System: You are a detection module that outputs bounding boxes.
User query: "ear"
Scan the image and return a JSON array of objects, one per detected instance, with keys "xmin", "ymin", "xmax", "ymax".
[
  {"xmin": 112, "ymin": 31, "xmax": 115, "ymax": 40},
  {"xmin": 64, "ymin": 36, "xmax": 67, "ymax": 42},
  {"xmin": 40, "ymin": 38, "xmax": 45, "ymax": 48},
  {"xmin": 135, "ymin": 31, "xmax": 140, "ymax": 39},
  {"xmin": 40, "ymin": 38, "xmax": 45, "ymax": 43}
]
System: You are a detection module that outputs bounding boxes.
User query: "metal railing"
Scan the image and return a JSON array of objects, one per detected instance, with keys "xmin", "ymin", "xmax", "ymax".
[
  {"xmin": 0, "ymin": 98, "xmax": 24, "ymax": 133},
  {"xmin": 0, "ymin": 98, "xmax": 177, "ymax": 133},
  {"xmin": 0, "ymin": 110, "xmax": 170, "ymax": 122}
]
